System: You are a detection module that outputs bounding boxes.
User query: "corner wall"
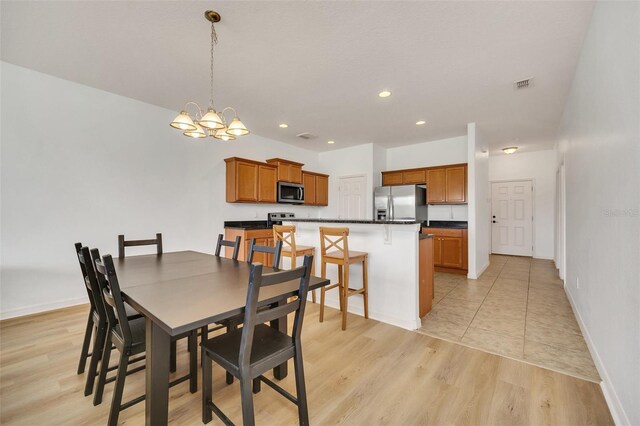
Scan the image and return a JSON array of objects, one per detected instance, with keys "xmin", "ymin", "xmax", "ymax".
[
  {"xmin": 467, "ymin": 123, "xmax": 490, "ymax": 278},
  {"xmin": 555, "ymin": 2, "xmax": 639, "ymax": 424}
]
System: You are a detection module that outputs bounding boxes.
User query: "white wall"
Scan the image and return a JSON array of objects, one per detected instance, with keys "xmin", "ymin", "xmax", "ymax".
[
  {"xmin": 555, "ymin": 2, "xmax": 639, "ymax": 425},
  {"xmin": 489, "ymin": 149, "xmax": 556, "ymax": 259},
  {"xmin": 0, "ymin": 62, "xmax": 324, "ymax": 318},
  {"xmin": 467, "ymin": 123, "xmax": 490, "ymax": 278}
]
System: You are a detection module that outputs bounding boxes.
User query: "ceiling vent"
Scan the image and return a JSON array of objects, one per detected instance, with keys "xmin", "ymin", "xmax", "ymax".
[
  {"xmin": 296, "ymin": 132, "xmax": 317, "ymax": 140},
  {"xmin": 514, "ymin": 78, "xmax": 533, "ymax": 90}
]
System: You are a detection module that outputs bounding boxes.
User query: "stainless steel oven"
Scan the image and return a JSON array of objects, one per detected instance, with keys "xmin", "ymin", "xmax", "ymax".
[{"xmin": 277, "ymin": 182, "xmax": 304, "ymax": 204}]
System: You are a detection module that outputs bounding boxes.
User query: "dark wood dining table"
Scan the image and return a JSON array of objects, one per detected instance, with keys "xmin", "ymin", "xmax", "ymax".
[{"xmin": 114, "ymin": 250, "xmax": 329, "ymax": 426}]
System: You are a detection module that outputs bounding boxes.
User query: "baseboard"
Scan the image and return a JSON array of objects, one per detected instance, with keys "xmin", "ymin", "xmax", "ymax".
[
  {"xmin": 468, "ymin": 260, "xmax": 489, "ymax": 279},
  {"xmin": 321, "ymin": 298, "xmax": 420, "ymax": 331},
  {"xmin": 563, "ymin": 285, "xmax": 629, "ymax": 426},
  {"xmin": 533, "ymin": 255, "xmax": 555, "ymax": 260},
  {"xmin": 0, "ymin": 297, "xmax": 87, "ymax": 320}
]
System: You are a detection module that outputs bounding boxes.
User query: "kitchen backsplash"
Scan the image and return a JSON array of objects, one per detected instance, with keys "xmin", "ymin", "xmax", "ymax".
[{"xmin": 428, "ymin": 204, "xmax": 468, "ymax": 221}]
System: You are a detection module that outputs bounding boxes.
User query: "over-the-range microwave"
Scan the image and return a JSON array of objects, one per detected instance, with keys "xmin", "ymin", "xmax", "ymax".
[{"xmin": 277, "ymin": 181, "xmax": 305, "ymax": 204}]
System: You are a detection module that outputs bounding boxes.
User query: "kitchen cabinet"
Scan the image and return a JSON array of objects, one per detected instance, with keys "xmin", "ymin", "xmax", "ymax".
[
  {"xmin": 302, "ymin": 171, "xmax": 329, "ymax": 206},
  {"xmin": 224, "ymin": 228, "xmax": 275, "ymax": 265},
  {"xmin": 426, "ymin": 164, "xmax": 467, "ymax": 204},
  {"xmin": 419, "ymin": 236, "xmax": 434, "ymax": 317},
  {"xmin": 424, "ymin": 227, "xmax": 468, "ymax": 273},
  {"xmin": 266, "ymin": 158, "xmax": 303, "ymax": 184},
  {"xmin": 225, "ymin": 157, "xmax": 276, "ymax": 203},
  {"xmin": 402, "ymin": 169, "xmax": 426, "ymax": 184},
  {"xmin": 382, "ymin": 171, "xmax": 403, "ymax": 186}
]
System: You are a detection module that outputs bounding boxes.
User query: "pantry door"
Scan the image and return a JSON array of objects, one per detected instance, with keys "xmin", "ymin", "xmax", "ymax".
[{"xmin": 491, "ymin": 180, "xmax": 533, "ymax": 256}]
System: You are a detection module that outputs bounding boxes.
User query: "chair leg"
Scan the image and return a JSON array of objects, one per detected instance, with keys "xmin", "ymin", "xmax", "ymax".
[
  {"xmin": 226, "ymin": 323, "xmax": 235, "ymax": 385},
  {"xmin": 170, "ymin": 340, "xmax": 177, "ymax": 373},
  {"xmin": 188, "ymin": 332, "xmax": 197, "ymax": 393},
  {"xmin": 362, "ymin": 257, "xmax": 369, "ymax": 319},
  {"xmin": 310, "ymin": 253, "xmax": 316, "ymax": 303},
  {"xmin": 240, "ymin": 377, "xmax": 256, "ymax": 426},
  {"xmin": 319, "ymin": 261, "xmax": 327, "ymax": 322},
  {"xmin": 342, "ymin": 264, "xmax": 349, "ymax": 331},
  {"xmin": 93, "ymin": 332, "xmax": 112, "ymax": 406},
  {"xmin": 84, "ymin": 323, "xmax": 106, "ymax": 396},
  {"xmin": 202, "ymin": 348, "xmax": 213, "ymax": 424},
  {"xmin": 293, "ymin": 347, "xmax": 310, "ymax": 426},
  {"xmin": 337, "ymin": 265, "xmax": 344, "ymax": 313},
  {"xmin": 107, "ymin": 352, "xmax": 129, "ymax": 426},
  {"xmin": 252, "ymin": 377, "xmax": 261, "ymax": 394},
  {"xmin": 77, "ymin": 310, "xmax": 94, "ymax": 374}
]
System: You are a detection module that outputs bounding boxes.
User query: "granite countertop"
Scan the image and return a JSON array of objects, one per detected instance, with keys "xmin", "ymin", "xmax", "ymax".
[
  {"xmin": 284, "ymin": 218, "xmax": 421, "ymax": 225},
  {"xmin": 419, "ymin": 233, "xmax": 434, "ymax": 240},
  {"xmin": 422, "ymin": 220, "xmax": 468, "ymax": 229},
  {"xmin": 223, "ymin": 220, "xmax": 271, "ymax": 230}
]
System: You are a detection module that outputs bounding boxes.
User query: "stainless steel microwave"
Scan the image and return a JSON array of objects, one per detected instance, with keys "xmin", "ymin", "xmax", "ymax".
[{"xmin": 277, "ymin": 182, "xmax": 304, "ymax": 204}]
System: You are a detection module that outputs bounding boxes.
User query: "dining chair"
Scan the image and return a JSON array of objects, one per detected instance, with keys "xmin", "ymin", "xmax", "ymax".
[
  {"xmin": 92, "ymin": 250, "xmax": 197, "ymax": 426},
  {"xmin": 118, "ymin": 233, "xmax": 162, "ymax": 259},
  {"xmin": 202, "ymin": 255, "xmax": 314, "ymax": 426},
  {"xmin": 247, "ymin": 238, "xmax": 283, "ymax": 269},
  {"xmin": 273, "ymin": 225, "xmax": 317, "ymax": 303},
  {"xmin": 215, "ymin": 234, "xmax": 242, "ymax": 260}
]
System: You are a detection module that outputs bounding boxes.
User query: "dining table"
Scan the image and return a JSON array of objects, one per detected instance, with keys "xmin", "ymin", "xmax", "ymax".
[{"xmin": 114, "ymin": 250, "xmax": 329, "ymax": 426}]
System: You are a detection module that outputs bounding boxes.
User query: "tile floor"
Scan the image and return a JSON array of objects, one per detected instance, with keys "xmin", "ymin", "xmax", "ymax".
[{"xmin": 416, "ymin": 255, "xmax": 600, "ymax": 382}]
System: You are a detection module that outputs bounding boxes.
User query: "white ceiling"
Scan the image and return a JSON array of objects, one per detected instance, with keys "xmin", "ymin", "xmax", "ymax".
[{"xmin": 1, "ymin": 1, "xmax": 594, "ymax": 153}]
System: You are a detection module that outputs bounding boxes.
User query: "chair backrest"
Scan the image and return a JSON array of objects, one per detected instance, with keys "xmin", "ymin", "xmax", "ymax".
[
  {"xmin": 74, "ymin": 243, "xmax": 104, "ymax": 319},
  {"xmin": 239, "ymin": 255, "xmax": 313, "ymax": 369},
  {"xmin": 215, "ymin": 234, "xmax": 242, "ymax": 260},
  {"xmin": 91, "ymin": 249, "xmax": 133, "ymax": 346},
  {"xmin": 118, "ymin": 233, "xmax": 163, "ymax": 259},
  {"xmin": 247, "ymin": 238, "xmax": 283, "ymax": 269},
  {"xmin": 273, "ymin": 225, "xmax": 297, "ymax": 253},
  {"xmin": 319, "ymin": 227, "xmax": 350, "ymax": 261}
]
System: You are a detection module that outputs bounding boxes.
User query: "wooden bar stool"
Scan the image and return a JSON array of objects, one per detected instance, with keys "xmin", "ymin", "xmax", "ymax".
[
  {"xmin": 273, "ymin": 225, "xmax": 317, "ymax": 303},
  {"xmin": 319, "ymin": 227, "xmax": 369, "ymax": 330}
]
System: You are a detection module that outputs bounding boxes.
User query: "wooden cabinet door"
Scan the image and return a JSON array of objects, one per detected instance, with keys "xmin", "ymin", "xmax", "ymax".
[
  {"xmin": 445, "ymin": 165, "xmax": 466, "ymax": 203},
  {"xmin": 433, "ymin": 237, "xmax": 442, "ymax": 266},
  {"xmin": 236, "ymin": 161, "xmax": 258, "ymax": 202},
  {"xmin": 419, "ymin": 236, "xmax": 434, "ymax": 317},
  {"xmin": 257, "ymin": 165, "xmax": 277, "ymax": 203},
  {"xmin": 302, "ymin": 172, "xmax": 316, "ymax": 205},
  {"xmin": 403, "ymin": 169, "xmax": 426, "ymax": 184},
  {"xmin": 426, "ymin": 168, "xmax": 446, "ymax": 203},
  {"xmin": 440, "ymin": 237, "xmax": 463, "ymax": 268},
  {"xmin": 290, "ymin": 165, "xmax": 303, "ymax": 184},
  {"xmin": 382, "ymin": 171, "xmax": 403, "ymax": 186},
  {"xmin": 315, "ymin": 175, "xmax": 329, "ymax": 206}
]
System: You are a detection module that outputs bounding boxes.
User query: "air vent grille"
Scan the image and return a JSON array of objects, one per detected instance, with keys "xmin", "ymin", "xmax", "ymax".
[
  {"xmin": 296, "ymin": 132, "xmax": 317, "ymax": 140},
  {"xmin": 514, "ymin": 78, "xmax": 533, "ymax": 89}
]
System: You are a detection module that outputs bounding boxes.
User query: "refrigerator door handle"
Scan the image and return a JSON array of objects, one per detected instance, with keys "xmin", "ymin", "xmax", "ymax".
[{"xmin": 388, "ymin": 194, "xmax": 393, "ymax": 220}]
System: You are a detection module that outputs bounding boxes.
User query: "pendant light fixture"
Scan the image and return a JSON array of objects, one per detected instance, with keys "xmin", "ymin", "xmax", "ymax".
[{"xmin": 170, "ymin": 11, "xmax": 249, "ymax": 140}]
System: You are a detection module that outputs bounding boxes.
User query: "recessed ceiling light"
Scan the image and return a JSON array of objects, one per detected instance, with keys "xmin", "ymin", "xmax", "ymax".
[
  {"xmin": 502, "ymin": 146, "xmax": 519, "ymax": 154},
  {"xmin": 378, "ymin": 90, "xmax": 392, "ymax": 98},
  {"xmin": 327, "ymin": 140, "xmax": 335, "ymax": 144},
  {"xmin": 278, "ymin": 123, "xmax": 288, "ymax": 128},
  {"xmin": 415, "ymin": 120, "xmax": 426, "ymax": 125}
]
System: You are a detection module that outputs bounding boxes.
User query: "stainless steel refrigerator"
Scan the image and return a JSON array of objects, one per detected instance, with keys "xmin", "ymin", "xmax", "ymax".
[{"xmin": 374, "ymin": 185, "xmax": 428, "ymax": 222}]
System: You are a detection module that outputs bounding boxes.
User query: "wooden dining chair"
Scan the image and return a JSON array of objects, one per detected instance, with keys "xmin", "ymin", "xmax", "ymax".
[
  {"xmin": 202, "ymin": 255, "xmax": 314, "ymax": 426},
  {"xmin": 215, "ymin": 234, "xmax": 241, "ymax": 260},
  {"xmin": 118, "ymin": 233, "xmax": 162, "ymax": 259},
  {"xmin": 247, "ymin": 238, "xmax": 283, "ymax": 269},
  {"xmin": 273, "ymin": 225, "xmax": 316, "ymax": 303},
  {"xmin": 319, "ymin": 227, "xmax": 369, "ymax": 330},
  {"xmin": 92, "ymin": 250, "xmax": 197, "ymax": 426}
]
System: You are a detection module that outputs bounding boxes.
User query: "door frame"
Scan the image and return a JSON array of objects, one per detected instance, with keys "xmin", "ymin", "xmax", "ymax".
[
  {"xmin": 489, "ymin": 179, "xmax": 535, "ymax": 257},
  {"xmin": 337, "ymin": 174, "xmax": 368, "ymax": 220}
]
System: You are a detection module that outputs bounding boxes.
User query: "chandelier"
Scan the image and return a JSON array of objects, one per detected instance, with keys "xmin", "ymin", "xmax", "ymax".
[{"xmin": 170, "ymin": 11, "xmax": 249, "ymax": 140}]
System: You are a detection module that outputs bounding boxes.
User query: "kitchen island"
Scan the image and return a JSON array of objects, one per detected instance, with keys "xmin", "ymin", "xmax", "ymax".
[{"xmin": 283, "ymin": 218, "xmax": 429, "ymax": 330}]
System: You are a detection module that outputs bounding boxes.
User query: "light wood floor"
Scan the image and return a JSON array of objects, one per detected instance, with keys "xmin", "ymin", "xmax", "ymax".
[{"xmin": 0, "ymin": 302, "xmax": 612, "ymax": 425}]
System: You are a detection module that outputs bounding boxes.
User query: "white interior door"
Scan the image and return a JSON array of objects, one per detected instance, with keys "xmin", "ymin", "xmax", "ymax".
[
  {"xmin": 491, "ymin": 180, "xmax": 533, "ymax": 256},
  {"xmin": 338, "ymin": 175, "xmax": 366, "ymax": 219}
]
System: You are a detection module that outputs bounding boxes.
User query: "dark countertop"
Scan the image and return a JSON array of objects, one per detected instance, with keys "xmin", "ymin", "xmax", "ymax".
[
  {"xmin": 419, "ymin": 233, "xmax": 434, "ymax": 240},
  {"xmin": 224, "ymin": 220, "xmax": 271, "ymax": 230},
  {"xmin": 422, "ymin": 220, "xmax": 468, "ymax": 229},
  {"xmin": 283, "ymin": 218, "xmax": 421, "ymax": 225}
]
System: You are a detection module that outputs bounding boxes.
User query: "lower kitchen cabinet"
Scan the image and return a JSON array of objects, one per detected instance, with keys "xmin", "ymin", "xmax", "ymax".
[
  {"xmin": 224, "ymin": 228, "xmax": 275, "ymax": 265},
  {"xmin": 424, "ymin": 227, "xmax": 468, "ymax": 274}
]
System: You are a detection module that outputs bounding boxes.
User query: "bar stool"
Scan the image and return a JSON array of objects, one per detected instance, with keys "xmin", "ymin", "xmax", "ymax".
[
  {"xmin": 319, "ymin": 227, "xmax": 369, "ymax": 330},
  {"xmin": 273, "ymin": 225, "xmax": 317, "ymax": 303}
]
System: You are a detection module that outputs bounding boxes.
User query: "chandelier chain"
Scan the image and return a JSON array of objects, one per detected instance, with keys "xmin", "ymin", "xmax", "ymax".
[{"xmin": 209, "ymin": 20, "xmax": 218, "ymax": 109}]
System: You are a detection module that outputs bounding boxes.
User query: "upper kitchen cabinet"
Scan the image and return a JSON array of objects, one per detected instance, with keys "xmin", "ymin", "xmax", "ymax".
[
  {"xmin": 225, "ymin": 157, "xmax": 277, "ymax": 203},
  {"xmin": 427, "ymin": 164, "xmax": 467, "ymax": 204},
  {"xmin": 266, "ymin": 158, "xmax": 303, "ymax": 184},
  {"xmin": 381, "ymin": 168, "xmax": 426, "ymax": 186},
  {"xmin": 302, "ymin": 171, "xmax": 329, "ymax": 206},
  {"xmin": 382, "ymin": 171, "xmax": 403, "ymax": 186}
]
